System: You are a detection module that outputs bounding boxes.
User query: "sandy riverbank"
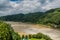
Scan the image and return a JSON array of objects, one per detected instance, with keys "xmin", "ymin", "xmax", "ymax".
[{"xmin": 6, "ymin": 21, "xmax": 60, "ymax": 40}]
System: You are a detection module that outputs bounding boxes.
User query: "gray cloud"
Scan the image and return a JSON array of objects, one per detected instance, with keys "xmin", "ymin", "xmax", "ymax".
[{"xmin": 0, "ymin": 0, "xmax": 60, "ymax": 16}]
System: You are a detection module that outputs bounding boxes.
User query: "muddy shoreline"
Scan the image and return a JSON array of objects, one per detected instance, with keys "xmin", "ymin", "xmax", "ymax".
[{"xmin": 6, "ymin": 21, "xmax": 60, "ymax": 40}]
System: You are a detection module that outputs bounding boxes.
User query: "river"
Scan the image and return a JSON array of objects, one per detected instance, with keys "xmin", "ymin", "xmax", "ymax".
[{"xmin": 6, "ymin": 21, "xmax": 60, "ymax": 40}]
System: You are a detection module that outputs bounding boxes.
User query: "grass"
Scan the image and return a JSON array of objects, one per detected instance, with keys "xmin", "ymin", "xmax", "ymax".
[{"xmin": 29, "ymin": 38, "xmax": 46, "ymax": 40}]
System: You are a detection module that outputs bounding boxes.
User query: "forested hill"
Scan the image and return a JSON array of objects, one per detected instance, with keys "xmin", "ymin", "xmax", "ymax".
[
  {"xmin": 41, "ymin": 8, "xmax": 60, "ymax": 24},
  {"xmin": 0, "ymin": 8, "xmax": 60, "ymax": 28},
  {"xmin": 0, "ymin": 12, "xmax": 44, "ymax": 23},
  {"xmin": 38, "ymin": 8, "xmax": 60, "ymax": 28}
]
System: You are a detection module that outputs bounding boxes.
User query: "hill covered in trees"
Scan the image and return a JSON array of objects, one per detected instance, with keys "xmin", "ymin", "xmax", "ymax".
[
  {"xmin": 0, "ymin": 12, "xmax": 44, "ymax": 23},
  {"xmin": 38, "ymin": 8, "xmax": 60, "ymax": 28},
  {"xmin": 0, "ymin": 8, "xmax": 60, "ymax": 28}
]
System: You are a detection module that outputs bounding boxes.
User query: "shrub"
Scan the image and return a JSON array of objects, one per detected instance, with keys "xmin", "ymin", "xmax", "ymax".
[{"xmin": 29, "ymin": 33, "xmax": 52, "ymax": 40}]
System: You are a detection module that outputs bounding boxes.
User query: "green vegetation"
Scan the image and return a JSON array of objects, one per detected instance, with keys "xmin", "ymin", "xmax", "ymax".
[
  {"xmin": 31, "ymin": 33, "xmax": 52, "ymax": 40},
  {"xmin": 0, "ymin": 22, "xmax": 21, "ymax": 40},
  {"xmin": 29, "ymin": 38, "xmax": 45, "ymax": 40},
  {"xmin": 21, "ymin": 33, "xmax": 52, "ymax": 40},
  {"xmin": 0, "ymin": 8, "xmax": 60, "ymax": 28},
  {"xmin": 0, "ymin": 12, "xmax": 44, "ymax": 23},
  {"xmin": 38, "ymin": 8, "xmax": 60, "ymax": 28}
]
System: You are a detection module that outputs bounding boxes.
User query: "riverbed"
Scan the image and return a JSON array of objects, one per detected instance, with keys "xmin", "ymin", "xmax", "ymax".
[{"xmin": 6, "ymin": 21, "xmax": 60, "ymax": 40}]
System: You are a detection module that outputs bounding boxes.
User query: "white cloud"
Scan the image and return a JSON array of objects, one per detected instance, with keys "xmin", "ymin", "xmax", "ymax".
[{"xmin": 0, "ymin": 0, "xmax": 60, "ymax": 16}]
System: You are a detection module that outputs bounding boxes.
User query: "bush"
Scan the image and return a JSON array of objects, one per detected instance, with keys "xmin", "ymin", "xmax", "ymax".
[
  {"xmin": 29, "ymin": 33, "xmax": 52, "ymax": 40},
  {"xmin": 36, "ymin": 33, "xmax": 52, "ymax": 40}
]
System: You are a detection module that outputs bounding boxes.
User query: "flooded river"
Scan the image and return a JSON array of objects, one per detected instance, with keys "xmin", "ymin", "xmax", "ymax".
[{"xmin": 6, "ymin": 21, "xmax": 60, "ymax": 40}]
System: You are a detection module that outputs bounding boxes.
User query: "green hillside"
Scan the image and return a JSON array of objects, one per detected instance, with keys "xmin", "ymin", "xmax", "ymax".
[
  {"xmin": 0, "ymin": 12, "xmax": 44, "ymax": 23},
  {"xmin": 38, "ymin": 8, "xmax": 60, "ymax": 28}
]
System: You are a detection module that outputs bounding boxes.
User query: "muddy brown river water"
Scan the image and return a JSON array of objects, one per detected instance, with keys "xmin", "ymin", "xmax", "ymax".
[{"xmin": 6, "ymin": 21, "xmax": 60, "ymax": 40}]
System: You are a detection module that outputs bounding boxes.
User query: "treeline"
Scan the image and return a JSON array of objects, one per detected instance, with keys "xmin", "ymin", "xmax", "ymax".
[
  {"xmin": 0, "ymin": 8, "xmax": 60, "ymax": 28},
  {"xmin": 0, "ymin": 12, "xmax": 44, "ymax": 23}
]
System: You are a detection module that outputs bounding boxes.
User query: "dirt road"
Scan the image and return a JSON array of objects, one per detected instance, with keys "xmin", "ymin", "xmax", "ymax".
[{"xmin": 6, "ymin": 21, "xmax": 60, "ymax": 40}]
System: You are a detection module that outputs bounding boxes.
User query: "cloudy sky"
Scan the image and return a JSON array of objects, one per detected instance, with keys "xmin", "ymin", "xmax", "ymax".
[{"xmin": 0, "ymin": 0, "xmax": 60, "ymax": 16}]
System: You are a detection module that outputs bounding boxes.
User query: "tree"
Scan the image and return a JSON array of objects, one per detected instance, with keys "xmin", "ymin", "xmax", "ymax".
[
  {"xmin": 28, "ymin": 34, "xmax": 32, "ymax": 39},
  {"xmin": 0, "ymin": 22, "xmax": 21, "ymax": 40}
]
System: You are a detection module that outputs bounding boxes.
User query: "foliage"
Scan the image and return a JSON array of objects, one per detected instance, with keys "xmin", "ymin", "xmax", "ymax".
[
  {"xmin": 35, "ymin": 33, "xmax": 52, "ymax": 40},
  {"xmin": 38, "ymin": 8, "xmax": 60, "ymax": 28},
  {"xmin": 0, "ymin": 22, "xmax": 21, "ymax": 40},
  {"xmin": 29, "ymin": 33, "xmax": 52, "ymax": 40},
  {"xmin": 0, "ymin": 12, "xmax": 44, "ymax": 23}
]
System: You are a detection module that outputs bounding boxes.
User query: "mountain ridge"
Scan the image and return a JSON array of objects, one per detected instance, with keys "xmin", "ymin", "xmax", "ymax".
[{"xmin": 0, "ymin": 8, "xmax": 60, "ymax": 28}]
